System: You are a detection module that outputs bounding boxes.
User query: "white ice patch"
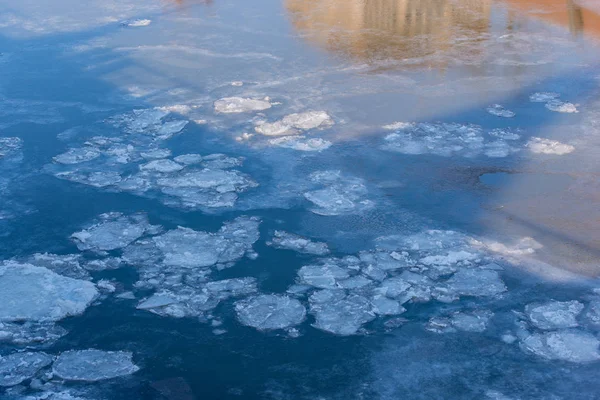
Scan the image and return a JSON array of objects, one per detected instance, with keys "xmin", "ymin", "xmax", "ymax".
[
  {"xmin": 268, "ymin": 136, "xmax": 332, "ymax": 151},
  {"xmin": 545, "ymin": 100, "xmax": 578, "ymax": 113},
  {"xmin": 52, "ymin": 349, "xmax": 139, "ymax": 381},
  {"xmin": 267, "ymin": 231, "xmax": 330, "ymax": 255},
  {"xmin": 526, "ymin": 137, "xmax": 574, "ymax": 155},
  {"xmin": 529, "ymin": 92, "xmax": 560, "ymax": 103},
  {"xmin": 520, "ymin": 330, "xmax": 600, "ymax": 363},
  {"xmin": 71, "ymin": 212, "xmax": 160, "ymax": 252},
  {"xmin": 124, "ymin": 19, "xmax": 151, "ymax": 27},
  {"xmin": 525, "ymin": 300, "xmax": 583, "ymax": 330},
  {"xmin": 235, "ymin": 294, "xmax": 306, "ymax": 330},
  {"xmin": 304, "ymin": 170, "xmax": 374, "ymax": 215},
  {"xmin": 0, "ymin": 351, "xmax": 53, "ymax": 387},
  {"xmin": 443, "ymin": 269, "xmax": 507, "ymax": 298},
  {"xmin": 487, "ymin": 104, "xmax": 515, "ymax": 118},
  {"xmin": 110, "ymin": 109, "xmax": 188, "ymax": 140},
  {"xmin": 382, "ymin": 122, "xmax": 519, "ymax": 158},
  {"xmin": 0, "ymin": 262, "xmax": 98, "ymax": 322},
  {"xmin": 139, "ymin": 159, "xmax": 184, "ymax": 173},
  {"xmin": 0, "ymin": 321, "xmax": 67, "ymax": 345},
  {"xmin": 214, "ymin": 97, "xmax": 271, "ymax": 113},
  {"xmin": 255, "ymin": 111, "xmax": 333, "ymax": 136},
  {"xmin": 0, "ymin": 137, "xmax": 23, "ymax": 158},
  {"xmin": 426, "ymin": 310, "xmax": 493, "ymax": 333},
  {"xmin": 53, "ymin": 147, "xmax": 101, "ymax": 165},
  {"xmin": 173, "ymin": 154, "xmax": 203, "ymax": 165}
]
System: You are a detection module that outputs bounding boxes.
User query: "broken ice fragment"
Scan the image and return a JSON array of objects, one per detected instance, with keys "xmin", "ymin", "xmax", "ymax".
[
  {"xmin": 545, "ymin": 100, "xmax": 578, "ymax": 113},
  {"xmin": 255, "ymin": 111, "xmax": 333, "ymax": 136},
  {"xmin": 520, "ymin": 330, "xmax": 600, "ymax": 363},
  {"xmin": 235, "ymin": 294, "xmax": 306, "ymax": 330},
  {"xmin": 268, "ymin": 136, "xmax": 332, "ymax": 151},
  {"xmin": 487, "ymin": 104, "xmax": 515, "ymax": 118},
  {"xmin": 71, "ymin": 212, "xmax": 160, "ymax": 252},
  {"xmin": 0, "ymin": 262, "xmax": 98, "ymax": 322},
  {"xmin": 371, "ymin": 295, "xmax": 405, "ymax": 315},
  {"xmin": 298, "ymin": 263, "xmax": 350, "ymax": 289},
  {"xmin": 214, "ymin": 97, "xmax": 272, "ymax": 113},
  {"xmin": 427, "ymin": 310, "xmax": 494, "ymax": 333},
  {"xmin": 124, "ymin": 19, "xmax": 151, "ymax": 27},
  {"xmin": 173, "ymin": 154, "xmax": 203, "ymax": 165},
  {"xmin": 53, "ymin": 147, "xmax": 101, "ymax": 164},
  {"xmin": 268, "ymin": 231, "xmax": 330, "ymax": 255},
  {"xmin": 53, "ymin": 349, "xmax": 139, "ymax": 381},
  {"xmin": 526, "ymin": 137, "xmax": 574, "ymax": 155},
  {"xmin": 443, "ymin": 268, "xmax": 507, "ymax": 298},
  {"xmin": 0, "ymin": 137, "xmax": 23, "ymax": 158},
  {"xmin": 529, "ymin": 92, "xmax": 560, "ymax": 102},
  {"xmin": 0, "ymin": 352, "xmax": 53, "ymax": 387},
  {"xmin": 139, "ymin": 159, "xmax": 184, "ymax": 173},
  {"xmin": 310, "ymin": 294, "xmax": 375, "ymax": 335},
  {"xmin": 525, "ymin": 300, "xmax": 583, "ymax": 330}
]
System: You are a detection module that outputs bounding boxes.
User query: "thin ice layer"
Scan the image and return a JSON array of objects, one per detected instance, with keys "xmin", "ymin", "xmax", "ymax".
[
  {"xmin": 268, "ymin": 136, "xmax": 332, "ymax": 151},
  {"xmin": 0, "ymin": 352, "xmax": 53, "ymax": 387},
  {"xmin": 53, "ymin": 349, "xmax": 139, "ymax": 381},
  {"xmin": 255, "ymin": 111, "xmax": 333, "ymax": 136},
  {"xmin": 0, "ymin": 262, "xmax": 98, "ymax": 322},
  {"xmin": 303, "ymin": 170, "xmax": 374, "ymax": 215},
  {"xmin": 214, "ymin": 97, "xmax": 272, "ymax": 113},
  {"xmin": 520, "ymin": 330, "xmax": 600, "ymax": 363},
  {"xmin": 235, "ymin": 294, "xmax": 306, "ymax": 330},
  {"xmin": 310, "ymin": 293, "xmax": 375, "ymax": 335}
]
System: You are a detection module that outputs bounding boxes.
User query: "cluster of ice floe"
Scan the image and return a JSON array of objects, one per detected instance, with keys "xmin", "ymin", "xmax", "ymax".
[
  {"xmin": 0, "ymin": 349, "xmax": 139, "ymax": 390},
  {"xmin": 108, "ymin": 108, "xmax": 188, "ymax": 140},
  {"xmin": 487, "ymin": 104, "xmax": 515, "ymax": 118},
  {"xmin": 530, "ymin": 92, "xmax": 578, "ymax": 113},
  {"xmin": 526, "ymin": 137, "xmax": 575, "ymax": 155},
  {"xmin": 382, "ymin": 122, "xmax": 520, "ymax": 158},
  {"xmin": 303, "ymin": 170, "xmax": 374, "ymax": 216},
  {"xmin": 255, "ymin": 111, "xmax": 333, "ymax": 137},
  {"xmin": 48, "ymin": 120, "xmax": 258, "ymax": 210}
]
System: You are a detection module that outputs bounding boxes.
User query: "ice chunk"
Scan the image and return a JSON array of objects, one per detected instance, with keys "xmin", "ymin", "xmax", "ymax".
[
  {"xmin": 201, "ymin": 154, "xmax": 243, "ymax": 169},
  {"xmin": 526, "ymin": 137, "xmax": 574, "ymax": 155},
  {"xmin": 110, "ymin": 109, "xmax": 188, "ymax": 140},
  {"xmin": 214, "ymin": 97, "xmax": 271, "ymax": 113},
  {"xmin": 0, "ymin": 352, "xmax": 53, "ymax": 386},
  {"xmin": 298, "ymin": 263, "xmax": 350, "ymax": 288},
  {"xmin": 173, "ymin": 154, "xmax": 203, "ymax": 165},
  {"xmin": 139, "ymin": 159, "xmax": 184, "ymax": 173},
  {"xmin": 0, "ymin": 321, "xmax": 67, "ymax": 345},
  {"xmin": 310, "ymin": 294, "xmax": 375, "ymax": 335},
  {"xmin": 235, "ymin": 294, "xmax": 306, "ymax": 330},
  {"xmin": 487, "ymin": 104, "xmax": 515, "ymax": 118},
  {"xmin": 53, "ymin": 147, "xmax": 101, "ymax": 164},
  {"xmin": 71, "ymin": 213, "xmax": 160, "ymax": 252},
  {"xmin": 520, "ymin": 330, "xmax": 600, "ymax": 363},
  {"xmin": 125, "ymin": 19, "xmax": 151, "ymax": 27},
  {"xmin": 0, "ymin": 262, "xmax": 98, "ymax": 322},
  {"xmin": 23, "ymin": 253, "xmax": 90, "ymax": 280},
  {"xmin": 584, "ymin": 299, "xmax": 600, "ymax": 326},
  {"xmin": 545, "ymin": 100, "xmax": 578, "ymax": 113},
  {"xmin": 140, "ymin": 148, "xmax": 172, "ymax": 160},
  {"xmin": 525, "ymin": 300, "xmax": 583, "ymax": 330},
  {"xmin": 427, "ymin": 310, "xmax": 494, "ymax": 333},
  {"xmin": 268, "ymin": 136, "xmax": 332, "ymax": 151},
  {"xmin": 255, "ymin": 111, "xmax": 333, "ymax": 136},
  {"xmin": 443, "ymin": 268, "xmax": 507, "ymax": 298},
  {"xmin": 304, "ymin": 170, "xmax": 373, "ymax": 216},
  {"xmin": 529, "ymin": 92, "xmax": 560, "ymax": 102},
  {"xmin": 205, "ymin": 277, "xmax": 258, "ymax": 299},
  {"xmin": 267, "ymin": 231, "xmax": 330, "ymax": 255},
  {"xmin": 52, "ymin": 349, "xmax": 139, "ymax": 381},
  {"xmin": 374, "ymin": 277, "xmax": 411, "ymax": 299},
  {"xmin": 371, "ymin": 295, "xmax": 405, "ymax": 315}
]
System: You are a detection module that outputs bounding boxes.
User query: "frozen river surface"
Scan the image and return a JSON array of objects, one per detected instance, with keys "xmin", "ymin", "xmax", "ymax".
[{"xmin": 1, "ymin": 0, "xmax": 600, "ymax": 399}]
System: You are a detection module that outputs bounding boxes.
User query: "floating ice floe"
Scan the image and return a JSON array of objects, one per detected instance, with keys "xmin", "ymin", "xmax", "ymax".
[
  {"xmin": 303, "ymin": 170, "xmax": 374, "ymax": 215},
  {"xmin": 268, "ymin": 136, "xmax": 332, "ymax": 151},
  {"xmin": 173, "ymin": 154, "xmax": 203, "ymax": 165},
  {"xmin": 0, "ymin": 352, "xmax": 53, "ymax": 387},
  {"xmin": 584, "ymin": 299, "xmax": 600, "ymax": 326},
  {"xmin": 109, "ymin": 109, "xmax": 188, "ymax": 140},
  {"xmin": 124, "ymin": 19, "xmax": 152, "ymax": 27},
  {"xmin": 526, "ymin": 137, "xmax": 574, "ymax": 155},
  {"xmin": 214, "ymin": 97, "xmax": 272, "ymax": 113},
  {"xmin": 310, "ymin": 292, "xmax": 375, "ymax": 335},
  {"xmin": 0, "ymin": 321, "xmax": 68, "ymax": 345},
  {"xmin": 382, "ymin": 122, "xmax": 519, "ymax": 158},
  {"xmin": 267, "ymin": 231, "xmax": 330, "ymax": 255},
  {"xmin": 139, "ymin": 159, "xmax": 184, "ymax": 173},
  {"xmin": 519, "ymin": 330, "xmax": 600, "ymax": 363},
  {"xmin": 545, "ymin": 100, "xmax": 578, "ymax": 113},
  {"xmin": 255, "ymin": 111, "xmax": 333, "ymax": 136},
  {"xmin": 529, "ymin": 92, "xmax": 560, "ymax": 103},
  {"xmin": 235, "ymin": 294, "xmax": 306, "ymax": 331},
  {"xmin": 487, "ymin": 104, "xmax": 515, "ymax": 118},
  {"xmin": 71, "ymin": 212, "xmax": 161, "ymax": 252},
  {"xmin": 0, "ymin": 262, "xmax": 98, "ymax": 322},
  {"xmin": 52, "ymin": 349, "xmax": 139, "ymax": 381},
  {"xmin": 525, "ymin": 300, "xmax": 583, "ymax": 330},
  {"xmin": 426, "ymin": 310, "xmax": 494, "ymax": 333},
  {"xmin": 0, "ymin": 137, "xmax": 23, "ymax": 158}
]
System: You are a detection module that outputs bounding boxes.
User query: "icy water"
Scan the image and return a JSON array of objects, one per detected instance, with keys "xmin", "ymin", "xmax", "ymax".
[{"xmin": 2, "ymin": 0, "xmax": 600, "ymax": 399}]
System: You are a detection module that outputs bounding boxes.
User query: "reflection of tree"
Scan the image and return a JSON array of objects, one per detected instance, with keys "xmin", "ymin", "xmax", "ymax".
[{"xmin": 286, "ymin": 0, "xmax": 492, "ymax": 64}]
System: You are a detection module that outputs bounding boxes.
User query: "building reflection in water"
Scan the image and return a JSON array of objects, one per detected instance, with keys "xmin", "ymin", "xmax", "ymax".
[{"xmin": 286, "ymin": 0, "xmax": 600, "ymax": 65}]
